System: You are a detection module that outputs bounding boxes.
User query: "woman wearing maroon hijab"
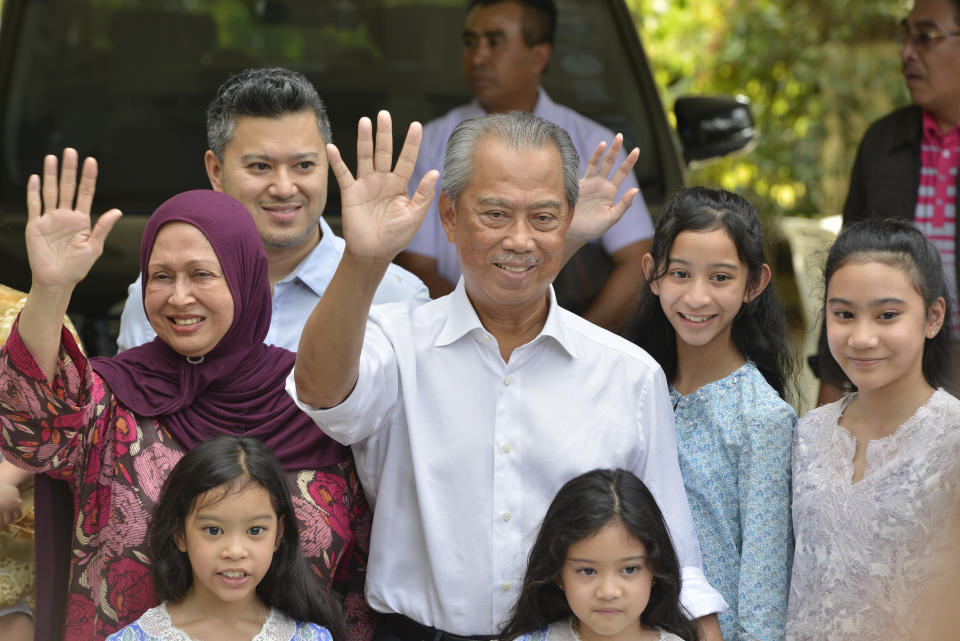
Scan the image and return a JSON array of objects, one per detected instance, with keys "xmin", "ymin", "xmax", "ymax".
[{"xmin": 0, "ymin": 150, "xmax": 371, "ymax": 641}]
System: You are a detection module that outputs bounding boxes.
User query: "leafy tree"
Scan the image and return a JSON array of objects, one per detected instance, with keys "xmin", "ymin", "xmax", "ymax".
[{"xmin": 628, "ymin": 0, "xmax": 911, "ymax": 218}]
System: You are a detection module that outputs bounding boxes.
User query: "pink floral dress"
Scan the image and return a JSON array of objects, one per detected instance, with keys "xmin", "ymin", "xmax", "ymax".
[{"xmin": 0, "ymin": 326, "xmax": 373, "ymax": 641}]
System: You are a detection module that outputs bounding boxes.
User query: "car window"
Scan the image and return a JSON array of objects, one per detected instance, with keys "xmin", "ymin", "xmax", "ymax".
[{"xmin": 0, "ymin": 0, "xmax": 674, "ymax": 217}]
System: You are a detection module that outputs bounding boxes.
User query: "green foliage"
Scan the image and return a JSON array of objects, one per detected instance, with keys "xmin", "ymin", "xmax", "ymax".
[{"xmin": 628, "ymin": 0, "xmax": 912, "ymax": 218}]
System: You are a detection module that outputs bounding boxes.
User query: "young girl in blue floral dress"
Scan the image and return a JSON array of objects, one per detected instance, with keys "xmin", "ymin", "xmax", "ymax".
[
  {"xmin": 626, "ymin": 187, "xmax": 795, "ymax": 640},
  {"xmin": 107, "ymin": 436, "xmax": 343, "ymax": 641}
]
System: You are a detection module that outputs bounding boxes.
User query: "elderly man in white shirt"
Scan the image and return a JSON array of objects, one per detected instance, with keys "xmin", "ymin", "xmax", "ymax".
[{"xmin": 288, "ymin": 111, "xmax": 726, "ymax": 641}]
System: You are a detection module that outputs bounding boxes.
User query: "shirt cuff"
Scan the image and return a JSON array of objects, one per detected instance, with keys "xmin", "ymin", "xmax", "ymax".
[
  {"xmin": 679, "ymin": 566, "xmax": 728, "ymax": 619},
  {"xmin": 284, "ymin": 365, "xmax": 371, "ymax": 446}
]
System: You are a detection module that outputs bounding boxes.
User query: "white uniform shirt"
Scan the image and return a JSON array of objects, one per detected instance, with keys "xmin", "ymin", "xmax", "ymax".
[
  {"xmin": 116, "ymin": 217, "xmax": 430, "ymax": 352},
  {"xmin": 287, "ymin": 281, "xmax": 726, "ymax": 634},
  {"xmin": 406, "ymin": 87, "xmax": 655, "ymax": 285}
]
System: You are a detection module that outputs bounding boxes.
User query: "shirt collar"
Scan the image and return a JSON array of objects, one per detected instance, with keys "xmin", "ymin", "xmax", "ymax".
[
  {"xmin": 470, "ymin": 86, "xmax": 554, "ymax": 118},
  {"xmin": 531, "ymin": 86, "xmax": 555, "ymax": 118},
  {"xmin": 882, "ymin": 105, "xmax": 924, "ymax": 153},
  {"xmin": 435, "ymin": 278, "xmax": 580, "ymax": 359},
  {"xmin": 435, "ymin": 278, "xmax": 484, "ymax": 346},
  {"xmin": 922, "ymin": 109, "xmax": 960, "ymax": 144},
  {"xmin": 276, "ymin": 218, "xmax": 338, "ymax": 296}
]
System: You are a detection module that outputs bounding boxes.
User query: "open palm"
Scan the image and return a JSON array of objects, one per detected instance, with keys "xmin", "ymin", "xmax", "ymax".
[
  {"xmin": 25, "ymin": 149, "xmax": 121, "ymax": 289},
  {"xmin": 329, "ymin": 111, "xmax": 438, "ymax": 263},
  {"xmin": 568, "ymin": 135, "xmax": 640, "ymax": 249}
]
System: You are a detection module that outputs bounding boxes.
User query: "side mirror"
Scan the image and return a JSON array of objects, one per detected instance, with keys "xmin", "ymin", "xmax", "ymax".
[{"xmin": 674, "ymin": 95, "xmax": 757, "ymax": 165}]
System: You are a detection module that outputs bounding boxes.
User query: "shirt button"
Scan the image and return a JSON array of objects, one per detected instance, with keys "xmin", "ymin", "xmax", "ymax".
[
  {"xmin": 504, "ymin": 377, "xmax": 512, "ymax": 386},
  {"xmin": 944, "ymin": 149, "xmax": 951, "ymax": 158},
  {"xmin": 501, "ymin": 582, "xmax": 511, "ymax": 591},
  {"xmin": 501, "ymin": 443, "xmax": 512, "ymax": 453},
  {"xmin": 482, "ymin": 334, "xmax": 491, "ymax": 342},
  {"xmin": 502, "ymin": 512, "xmax": 511, "ymax": 521}
]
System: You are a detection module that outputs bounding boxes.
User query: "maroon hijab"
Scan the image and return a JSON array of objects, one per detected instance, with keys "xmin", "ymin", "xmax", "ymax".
[
  {"xmin": 89, "ymin": 190, "xmax": 344, "ymax": 470},
  {"xmin": 36, "ymin": 191, "xmax": 351, "ymax": 640}
]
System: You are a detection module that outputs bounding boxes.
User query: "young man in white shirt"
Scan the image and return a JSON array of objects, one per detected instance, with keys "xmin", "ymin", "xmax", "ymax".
[{"xmin": 116, "ymin": 67, "xmax": 429, "ymax": 352}]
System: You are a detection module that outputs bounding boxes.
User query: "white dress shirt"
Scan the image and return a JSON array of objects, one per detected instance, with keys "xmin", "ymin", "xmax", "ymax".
[
  {"xmin": 287, "ymin": 280, "xmax": 726, "ymax": 634},
  {"xmin": 116, "ymin": 217, "xmax": 430, "ymax": 352},
  {"xmin": 405, "ymin": 87, "xmax": 655, "ymax": 285}
]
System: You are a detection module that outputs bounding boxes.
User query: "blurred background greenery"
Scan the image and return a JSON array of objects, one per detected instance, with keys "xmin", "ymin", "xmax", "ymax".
[
  {"xmin": 624, "ymin": 0, "xmax": 920, "ymax": 409},
  {"xmin": 627, "ymin": 0, "xmax": 912, "ymax": 219},
  {"xmin": 0, "ymin": 0, "xmax": 914, "ymax": 219}
]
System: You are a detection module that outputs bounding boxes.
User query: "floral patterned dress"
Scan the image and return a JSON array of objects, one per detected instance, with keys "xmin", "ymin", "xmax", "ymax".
[
  {"xmin": 105, "ymin": 603, "xmax": 333, "ymax": 641},
  {"xmin": 670, "ymin": 361, "xmax": 794, "ymax": 641},
  {"xmin": 0, "ymin": 325, "xmax": 372, "ymax": 641},
  {"xmin": 786, "ymin": 389, "xmax": 960, "ymax": 639}
]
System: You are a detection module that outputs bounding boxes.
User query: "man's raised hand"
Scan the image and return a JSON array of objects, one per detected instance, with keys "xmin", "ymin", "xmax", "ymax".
[
  {"xmin": 25, "ymin": 148, "xmax": 121, "ymax": 291},
  {"xmin": 328, "ymin": 111, "xmax": 439, "ymax": 264},
  {"xmin": 567, "ymin": 134, "xmax": 640, "ymax": 251}
]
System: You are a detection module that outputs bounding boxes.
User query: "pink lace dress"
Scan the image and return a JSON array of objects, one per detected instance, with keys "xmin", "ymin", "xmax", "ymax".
[{"xmin": 786, "ymin": 389, "xmax": 960, "ymax": 639}]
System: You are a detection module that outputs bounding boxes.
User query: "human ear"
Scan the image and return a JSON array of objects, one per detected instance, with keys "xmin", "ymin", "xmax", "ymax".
[
  {"xmin": 204, "ymin": 150, "xmax": 225, "ymax": 193},
  {"xmin": 744, "ymin": 263, "xmax": 772, "ymax": 303},
  {"xmin": 530, "ymin": 43, "xmax": 552, "ymax": 75},
  {"xmin": 174, "ymin": 528, "xmax": 187, "ymax": 553},
  {"xmin": 642, "ymin": 253, "xmax": 659, "ymax": 295},
  {"xmin": 439, "ymin": 193, "xmax": 457, "ymax": 244},
  {"xmin": 275, "ymin": 515, "xmax": 285, "ymax": 552},
  {"xmin": 926, "ymin": 296, "xmax": 946, "ymax": 338}
]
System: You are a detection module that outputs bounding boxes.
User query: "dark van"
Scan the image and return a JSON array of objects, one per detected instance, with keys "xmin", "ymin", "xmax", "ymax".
[{"xmin": 0, "ymin": 0, "xmax": 754, "ymax": 354}]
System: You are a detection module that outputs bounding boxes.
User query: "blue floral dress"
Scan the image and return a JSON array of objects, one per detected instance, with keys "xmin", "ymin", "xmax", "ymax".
[
  {"xmin": 670, "ymin": 361, "xmax": 795, "ymax": 641},
  {"xmin": 105, "ymin": 603, "xmax": 333, "ymax": 641}
]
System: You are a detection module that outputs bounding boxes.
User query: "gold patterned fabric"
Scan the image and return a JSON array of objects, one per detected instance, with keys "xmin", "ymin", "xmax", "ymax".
[
  {"xmin": 0, "ymin": 284, "xmax": 82, "ymax": 612},
  {"xmin": 0, "ymin": 284, "xmax": 83, "ymax": 346}
]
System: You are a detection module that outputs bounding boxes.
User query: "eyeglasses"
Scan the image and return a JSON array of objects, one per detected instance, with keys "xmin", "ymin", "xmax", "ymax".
[{"xmin": 897, "ymin": 19, "xmax": 960, "ymax": 49}]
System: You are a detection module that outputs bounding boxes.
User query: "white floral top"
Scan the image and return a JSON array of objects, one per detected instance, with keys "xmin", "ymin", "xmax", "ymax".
[
  {"xmin": 786, "ymin": 389, "xmax": 960, "ymax": 640},
  {"xmin": 104, "ymin": 603, "xmax": 333, "ymax": 641},
  {"xmin": 510, "ymin": 618, "xmax": 684, "ymax": 641}
]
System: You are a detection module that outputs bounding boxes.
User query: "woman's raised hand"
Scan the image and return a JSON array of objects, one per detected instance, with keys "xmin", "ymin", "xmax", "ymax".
[
  {"xmin": 328, "ymin": 111, "xmax": 439, "ymax": 264},
  {"xmin": 25, "ymin": 148, "xmax": 122, "ymax": 290}
]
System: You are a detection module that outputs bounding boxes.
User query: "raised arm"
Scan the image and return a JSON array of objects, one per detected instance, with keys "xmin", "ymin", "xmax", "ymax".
[
  {"xmin": 19, "ymin": 149, "xmax": 121, "ymax": 380},
  {"xmin": 563, "ymin": 134, "xmax": 640, "ymax": 263},
  {"xmin": 294, "ymin": 111, "xmax": 439, "ymax": 408}
]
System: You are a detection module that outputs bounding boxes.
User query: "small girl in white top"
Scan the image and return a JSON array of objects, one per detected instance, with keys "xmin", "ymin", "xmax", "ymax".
[
  {"xmin": 107, "ymin": 436, "xmax": 343, "ymax": 641},
  {"xmin": 499, "ymin": 469, "xmax": 699, "ymax": 641},
  {"xmin": 787, "ymin": 219, "xmax": 960, "ymax": 639}
]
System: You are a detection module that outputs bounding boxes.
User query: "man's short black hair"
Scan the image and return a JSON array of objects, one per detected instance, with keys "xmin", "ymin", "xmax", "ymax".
[
  {"xmin": 206, "ymin": 67, "xmax": 332, "ymax": 160},
  {"xmin": 467, "ymin": 0, "xmax": 557, "ymax": 46}
]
